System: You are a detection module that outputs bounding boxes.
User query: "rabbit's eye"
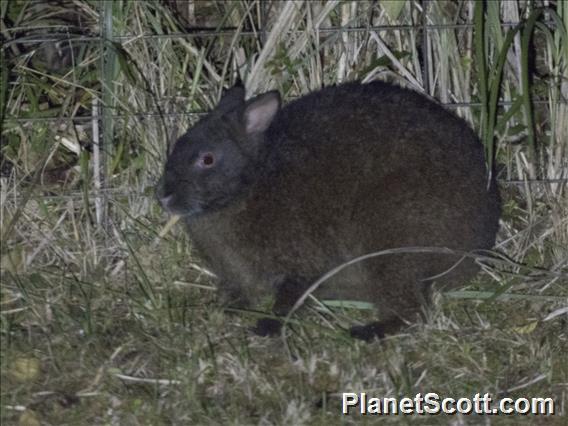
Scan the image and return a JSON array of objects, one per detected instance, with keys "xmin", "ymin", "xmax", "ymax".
[{"xmin": 197, "ymin": 152, "xmax": 215, "ymax": 168}]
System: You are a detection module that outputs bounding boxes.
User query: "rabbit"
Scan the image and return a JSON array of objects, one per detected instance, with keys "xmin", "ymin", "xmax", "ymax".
[{"xmin": 156, "ymin": 81, "xmax": 500, "ymax": 341}]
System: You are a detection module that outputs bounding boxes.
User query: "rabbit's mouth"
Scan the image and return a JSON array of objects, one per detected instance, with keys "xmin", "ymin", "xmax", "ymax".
[
  {"xmin": 158, "ymin": 194, "xmax": 204, "ymax": 217},
  {"xmin": 156, "ymin": 177, "xmax": 202, "ymax": 216},
  {"xmin": 158, "ymin": 194, "xmax": 180, "ymax": 213}
]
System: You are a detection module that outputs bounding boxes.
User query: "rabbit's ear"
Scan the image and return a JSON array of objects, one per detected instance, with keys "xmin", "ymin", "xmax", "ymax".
[
  {"xmin": 217, "ymin": 85, "xmax": 245, "ymax": 113},
  {"xmin": 244, "ymin": 91, "xmax": 281, "ymax": 134}
]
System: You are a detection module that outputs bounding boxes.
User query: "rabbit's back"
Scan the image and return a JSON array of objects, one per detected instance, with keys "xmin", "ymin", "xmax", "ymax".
[{"xmin": 258, "ymin": 82, "xmax": 498, "ymax": 250}]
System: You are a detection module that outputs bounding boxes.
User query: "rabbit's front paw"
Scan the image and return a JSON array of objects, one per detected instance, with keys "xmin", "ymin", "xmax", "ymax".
[
  {"xmin": 252, "ymin": 318, "xmax": 282, "ymax": 337},
  {"xmin": 350, "ymin": 318, "xmax": 404, "ymax": 341}
]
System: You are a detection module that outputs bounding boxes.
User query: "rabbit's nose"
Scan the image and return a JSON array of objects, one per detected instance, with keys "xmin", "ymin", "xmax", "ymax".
[
  {"xmin": 155, "ymin": 178, "xmax": 173, "ymax": 210},
  {"xmin": 159, "ymin": 194, "xmax": 174, "ymax": 210}
]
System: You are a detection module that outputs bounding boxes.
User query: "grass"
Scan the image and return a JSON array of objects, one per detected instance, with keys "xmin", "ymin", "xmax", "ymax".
[{"xmin": 1, "ymin": 1, "xmax": 567, "ymax": 424}]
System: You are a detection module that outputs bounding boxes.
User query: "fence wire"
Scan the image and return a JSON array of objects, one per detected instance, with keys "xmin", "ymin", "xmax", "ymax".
[{"xmin": 2, "ymin": 1, "xmax": 566, "ymax": 212}]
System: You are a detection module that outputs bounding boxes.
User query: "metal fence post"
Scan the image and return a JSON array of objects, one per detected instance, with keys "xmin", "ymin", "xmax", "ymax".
[{"xmin": 97, "ymin": 0, "xmax": 117, "ymax": 230}]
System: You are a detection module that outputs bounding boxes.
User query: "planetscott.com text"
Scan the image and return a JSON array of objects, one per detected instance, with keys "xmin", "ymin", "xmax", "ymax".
[{"xmin": 342, "ymin": 392, "xmax": 555, "ymax": 416}]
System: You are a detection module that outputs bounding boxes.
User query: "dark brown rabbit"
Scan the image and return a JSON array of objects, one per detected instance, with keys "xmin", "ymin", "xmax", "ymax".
[{"xmin": 157, "ymin": 81, "xmax": 500, "ymax": 340}]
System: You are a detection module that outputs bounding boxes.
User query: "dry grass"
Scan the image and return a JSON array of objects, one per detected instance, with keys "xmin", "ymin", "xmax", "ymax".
[{"xmin": 1, "ymin": 1, "xmax": 566, "ymax": 424}]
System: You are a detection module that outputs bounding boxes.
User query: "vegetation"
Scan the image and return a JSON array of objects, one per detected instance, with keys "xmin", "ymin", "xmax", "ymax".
[{"xmin": 1, "ymin": 1, "xmax": 566, "ymax": 424}]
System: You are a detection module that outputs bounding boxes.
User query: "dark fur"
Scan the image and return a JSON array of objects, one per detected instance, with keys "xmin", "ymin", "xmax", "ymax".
[{"xmin": 157, "ymin": 81, "xmax": 500, "ymax": 340}]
